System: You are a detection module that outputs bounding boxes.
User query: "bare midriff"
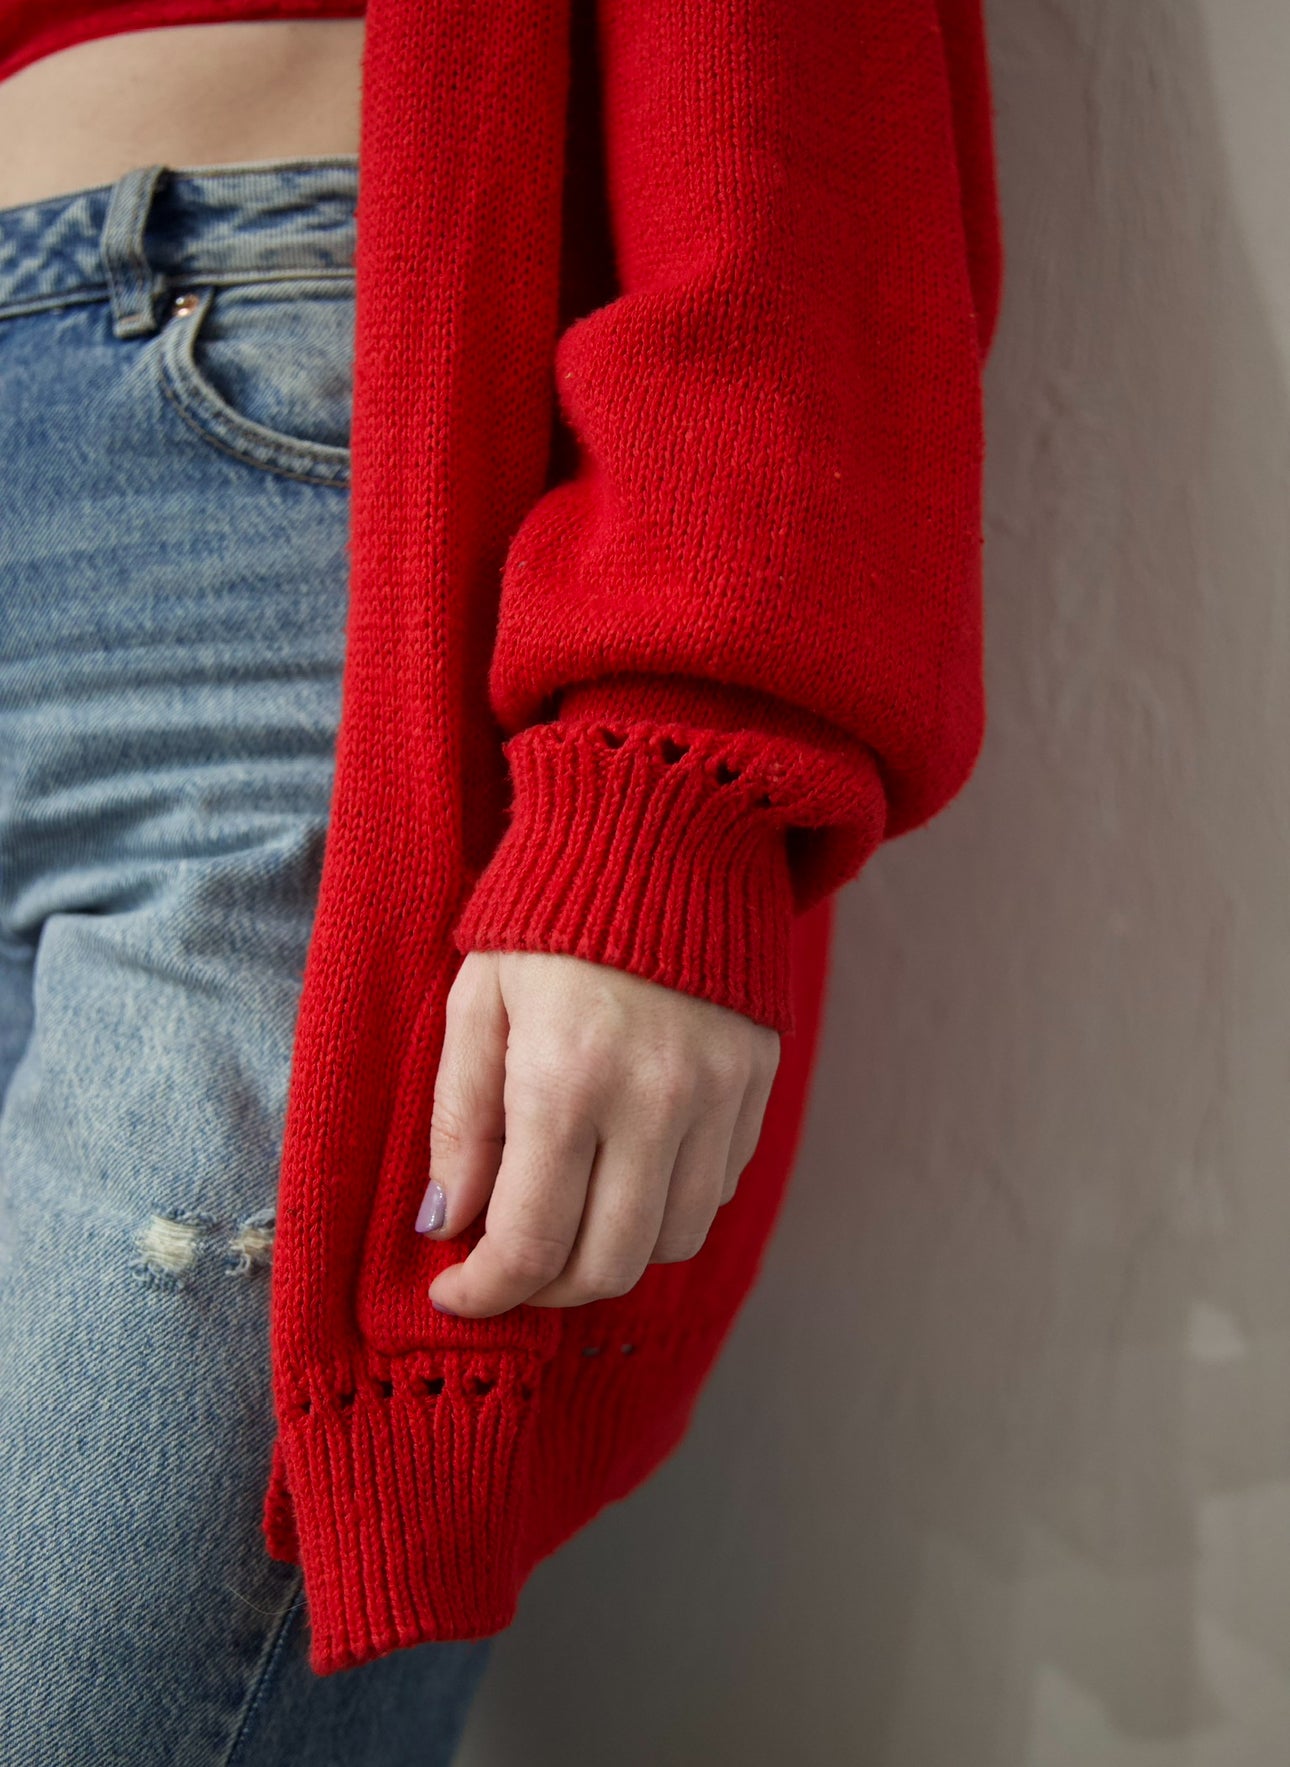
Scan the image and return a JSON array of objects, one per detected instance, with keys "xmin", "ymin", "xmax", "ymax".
[{"xmin": 0, "ymin": 18, "xmax": 364, "ymax": 210}]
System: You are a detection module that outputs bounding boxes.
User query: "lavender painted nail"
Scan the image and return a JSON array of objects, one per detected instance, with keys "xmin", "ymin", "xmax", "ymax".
[{"xmin": 416, "ymin": 1179, "xmax": 446, "ymax": 1234}]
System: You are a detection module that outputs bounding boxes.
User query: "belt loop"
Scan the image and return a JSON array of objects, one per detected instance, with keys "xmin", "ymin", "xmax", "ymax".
[{"xmin": 100, "ymin": 163, "xmax": 170, "ymax": 338}]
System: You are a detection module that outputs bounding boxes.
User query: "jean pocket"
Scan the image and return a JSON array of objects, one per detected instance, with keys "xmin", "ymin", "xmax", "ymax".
[{"xmin": 155, "ymin": 275, "xmax": 353, "ymax": 486}]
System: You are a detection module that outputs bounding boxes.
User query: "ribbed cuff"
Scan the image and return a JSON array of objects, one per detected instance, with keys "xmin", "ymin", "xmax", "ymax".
[
  {"xmin": 261, "ymin": 1352, "xmax": 544, "ymax": 1675},
  {"xmin": 448, "ymin": 718, "xmax": 807, "ymax": 1034}
]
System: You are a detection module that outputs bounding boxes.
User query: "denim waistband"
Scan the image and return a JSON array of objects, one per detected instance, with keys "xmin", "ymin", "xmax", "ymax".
[{"xmin": 0, "ymin": 156, "xmax": 359, "ymax": 331}]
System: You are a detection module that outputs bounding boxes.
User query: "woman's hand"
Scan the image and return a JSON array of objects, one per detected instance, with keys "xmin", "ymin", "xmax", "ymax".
[{"xmin": 417, "ymin": 949, "xmax": 780, "ymax": 1318}]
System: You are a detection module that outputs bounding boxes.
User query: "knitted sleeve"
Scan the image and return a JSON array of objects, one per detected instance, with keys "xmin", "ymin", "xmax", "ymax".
[{"xmin": 448, "ymin": 0, "xmax": 1003, "ymax": 1037}]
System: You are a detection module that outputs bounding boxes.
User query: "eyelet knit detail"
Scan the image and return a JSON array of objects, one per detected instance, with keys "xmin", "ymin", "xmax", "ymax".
[
  {"xmin": 261, "ymin": 1333, "xmax": 675, "ymax": 1669},
  {"xmin": 448, "ymin": 716, "xmax": 887, "ymax": 1035},
  {"xmin": 265, "ymin": 1349, "xmax": 548, "ymax": 1671},
  {"xmin": 553, "ymin": 720, "xmax": 788, "ymax": 811},
  {"xmin": 284, "ymin": 1354, "xmax": 525, "ymax": 1419}
]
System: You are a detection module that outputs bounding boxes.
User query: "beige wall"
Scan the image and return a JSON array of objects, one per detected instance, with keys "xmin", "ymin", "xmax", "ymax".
[{"xmin": 457, "ymin": 5, "xmax": 1290, "ymax": 1759}]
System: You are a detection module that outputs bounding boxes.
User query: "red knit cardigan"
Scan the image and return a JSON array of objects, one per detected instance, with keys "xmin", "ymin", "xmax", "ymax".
[{"xmin": 2, "ymin": 0, "xmax": 1003, "ymax": 1675}]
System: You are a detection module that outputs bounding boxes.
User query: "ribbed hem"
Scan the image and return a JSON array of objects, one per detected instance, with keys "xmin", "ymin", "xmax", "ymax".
[
  {"xmin": 516, "ymin": 1309, "xmax": 738, "ymax": 1568},
  {"xmin": 262, "ymin": 1351, "xmax": 544, "ymax": 1675},
  {"xmin": 448, "ymin": 718, "xmax": 806, "ymax": 1034},
  {"xmin": 263, "ymin": 1437, "xmax": 300, "ymax": 1563}
]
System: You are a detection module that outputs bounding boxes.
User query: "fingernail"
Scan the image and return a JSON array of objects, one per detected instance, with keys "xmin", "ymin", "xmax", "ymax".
[
  {"xmin": 416, "ymin": 1180, "xmax": 446, "ymax": 1234},
  {"xmin": 430, "ymin": 1295, "xmax": 458, "ymax": 1315}
]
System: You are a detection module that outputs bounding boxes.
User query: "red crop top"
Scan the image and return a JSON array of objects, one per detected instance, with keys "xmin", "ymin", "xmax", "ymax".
[{"xmin": 0, "ymin": 1, "xmax": 364, "ymax": 84}]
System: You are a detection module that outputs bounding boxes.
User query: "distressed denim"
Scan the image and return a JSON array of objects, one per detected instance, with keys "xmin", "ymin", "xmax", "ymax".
[{"xmin": 0, "ymin": 157, "xmax": 494, "ymax": 1765}]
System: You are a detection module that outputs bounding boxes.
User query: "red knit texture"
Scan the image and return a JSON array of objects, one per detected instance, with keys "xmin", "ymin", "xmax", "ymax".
[{"xmin": 3, "ymin": 0, "xmax": 1004, "ymax": 1672}]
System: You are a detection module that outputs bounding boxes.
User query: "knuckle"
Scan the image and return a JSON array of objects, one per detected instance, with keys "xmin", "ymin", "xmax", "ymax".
[
  {"xmin": 538, "ymin": 1014, "xmax": 620, "ymax": 1081},
  {"xmin": 494, "ymin": 1231, "xmax": 569, "ymax": 1288},
  {"xmin": 561, "ymin": 1047, "xmax": 617, "ymax": 1100},
  {"xmin": 445, "ymin": 957, "xmax": 486, "ymax": 1020},
  {"xmin": 509, "ymin": 1044, "xmax": 607, "ymax": 1113},
  {"xmin": 755, "ymin": 1033, "xmax": 781, "ymax": 1087},
  {"xmin": 550, "ymin": 1008, "xmax": 614, "ymax": 1058},
  {"xmin": 651, "ymin": 1226, "xmax": 710, "ymax": 1264},
  {"xmin": 428, "ymin": 1098, "xmax": 470, "ymax": 1157},
  {"xmin": 698, "ymin": 1043, "xmax": 747, "ymax": 1096},
  {"xmin": 699, "ymin": 1053, "xmax": 738, "ymax": 1095},
  {"xmin": 502, "ymin": 1077, "xmax": 586, "ymax": 1148},
  {"xmin": 652, "ymin": 1203, "xmax": 715, "ymax": 1261},
  {"xmin": 635, "ymin": 1054, "xmax": 695, "ymax": 1114},
  {"xmin": 583, "ymin": 1257, "xmax": 647, "ymax": 1300}
]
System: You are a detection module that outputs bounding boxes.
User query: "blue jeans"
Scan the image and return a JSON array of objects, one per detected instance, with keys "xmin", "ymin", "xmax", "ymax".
[{"xmin": 0, "ymin": 158, "xmax": 495, "ymax": 1764}]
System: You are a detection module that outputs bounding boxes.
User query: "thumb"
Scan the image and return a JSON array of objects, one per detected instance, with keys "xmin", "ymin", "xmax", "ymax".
[{"xmin": 418, "ymin": 951, "xmax": 508, "ymax": 1241}]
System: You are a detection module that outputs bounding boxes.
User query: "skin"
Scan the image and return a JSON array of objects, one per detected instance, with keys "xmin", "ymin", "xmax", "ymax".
[
  {"xmin": 0, "ymin": 20, "xmax": 364, "ymax": 209},
  {"xmin": 0, "ymin": 21, "xmax": 781, "ymax": 1312},
  {"xmin": 423, "ymin": 950, "xmax": 781, "ymax": 1317}
]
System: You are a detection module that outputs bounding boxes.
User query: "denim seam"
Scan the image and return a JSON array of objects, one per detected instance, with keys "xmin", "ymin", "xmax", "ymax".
[
  {"xmin": 0, "ymin": 288, "xmax": 106, "ymax": 322},
  {"xmin": 220, "ymin": 1569, "xmax": 307, "ymax": 1767},
  {"xmin": 0, "ymin": 269, "xmax": 354, "ymax": 325},
  {"xmin": 158, "ymin": 364, "xmax": 352, "ymax": 488}
]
